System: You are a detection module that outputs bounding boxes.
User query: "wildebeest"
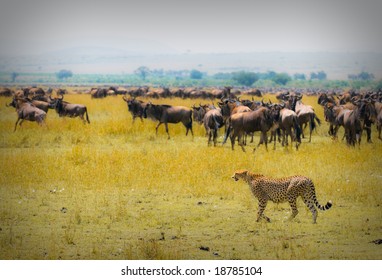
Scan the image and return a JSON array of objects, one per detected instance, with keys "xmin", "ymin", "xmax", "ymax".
[
  {"xmin": 90, "ymin": 88, "xmax": 107, "ymax": 99},
  {"xmin": 122, "ymin": 96, "xmax": 147, "ymax": 123},
  {"xmin": 51, "ymin": 95, "xmax": 90, "ymax": 124},
  {"xmin": 8, "ymin": 97, "xmax": 47, "ymax": 131},
  {"xmin": 203, "ymin": 108, "xmax": 224, "ymax": 146},
  {"xmin": 317, "ymin": 92, "xmax": 337, "ymax": 106},
  {"xmin": 8, "ymin": 96, "xmax": 53, "ymax": 113},
  {"xmin": 0, "ymin": 87, "xmax": 13, "ymax": 97},
  {"xmin": 377, "ymin": 109, "xmax": 382, "ymax": 140},
  {"xmin": 269, "ymin": 103, "xmax": 301, "ymax": 150},
  {"xmin": 223, "ymin": 107, "xmax": 273, "ymax": 152},
  {"xmin": 143, "ymin": 102, "xmax": 193, "ymax": 139},
  {"xmin": 353, "ymin": 98, "xmax": 377, "ymax": 144},
  {"xmin": 191, "ymin": 104, "xmax": 209, "ymax": 124},
  {"xmin": 343, "ymin": 109, "xmax": 362, "ymax": 146},
  {"xmin": 289, "ymin": 95, "xmax": 321, "ymax": 142}
]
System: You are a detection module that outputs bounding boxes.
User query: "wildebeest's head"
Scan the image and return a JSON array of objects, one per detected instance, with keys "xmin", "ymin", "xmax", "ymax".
[{"xmin": 143, "ymin": 102, "xmax": 160, "ymax": 120}]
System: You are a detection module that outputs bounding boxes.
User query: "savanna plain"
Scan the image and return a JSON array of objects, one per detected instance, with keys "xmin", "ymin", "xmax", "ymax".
[{"xmin": 0, "ymin": 92, "xmax": 381, "ymax": 260}]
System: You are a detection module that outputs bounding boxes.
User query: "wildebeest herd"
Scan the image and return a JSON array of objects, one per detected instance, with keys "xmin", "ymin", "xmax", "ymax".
[{"xmin": 2, "ymin": 86, "xmax": 382, "ymax": 148}]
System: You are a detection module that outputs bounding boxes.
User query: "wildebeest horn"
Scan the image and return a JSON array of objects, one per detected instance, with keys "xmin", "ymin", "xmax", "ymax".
[{"xmin": 122, "ymin": 95, "xmax": 128, "ymax": 102}]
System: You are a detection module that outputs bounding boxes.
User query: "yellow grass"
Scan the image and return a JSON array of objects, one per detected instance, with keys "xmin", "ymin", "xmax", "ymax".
[{"xmin": 0, "ymin": 93, "xmax": 381, "ymax": 260}]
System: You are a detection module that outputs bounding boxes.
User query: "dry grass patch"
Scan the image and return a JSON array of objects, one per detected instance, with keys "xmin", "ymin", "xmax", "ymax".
[{"xmin": 0, "ymin": 94, "xmax": 381, "ymax": 259}]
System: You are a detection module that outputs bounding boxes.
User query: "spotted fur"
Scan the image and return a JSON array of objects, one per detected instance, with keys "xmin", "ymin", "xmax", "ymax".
[{"xmin": 232, "ymin": 170, "xmax": 332, "ymax": 223}]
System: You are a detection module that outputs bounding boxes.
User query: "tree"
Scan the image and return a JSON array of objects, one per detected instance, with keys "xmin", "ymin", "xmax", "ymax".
[
  {"xmin": 272, "ymin": 73, "xmax": 292, "ymax": 85},
  {"xmin": 56, "ymin": 69, "xmax": 73, "ymax": 80},
  {"xmin": 310, "ymin": 71, "xmax": 327, "ymax": 80},
  {"xmin": 190, "ymin": 69, "xmax": 203, "ymax": 79},
  {"xmin": 348, "ymin": 71, "xmax": 375, "ymax": 81},
  {"xmin": 294, "ymin": 73, "xmax": 306, "ymax": 80},
  {"xmin": 134, "ymin": 66, "xmax": 150, "ymax": 81},
  {"xmin": 317, "ymin": 71, "xmax": 327, "ymax": 80},
  {"xmin": 232, "ymin": 71, "xmax": 258, "ymax": 86},
  {"xmin": 375, "ymin": 79, "xmax": 382, "ymax": 90},
  {"xmin": 11, "ymin": 72, "xmax": 19, "ymax": 82}
]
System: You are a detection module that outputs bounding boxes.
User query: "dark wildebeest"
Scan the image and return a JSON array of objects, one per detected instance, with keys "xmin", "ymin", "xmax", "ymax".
[
  {"xmin": 51, "ymin": 96, "xmax": 90, "ymax": 124},
  {"xmin": 90, "ymin": 88, "xmax": 107, "ymax": 99},
  {"xmin": 122, "ymin": 96, "xmax": 147, "ymax": 123},
  {"xmin": 203, "ymin": 108, "xmax": 224, "ymax": 146},
  {"xmin": 0, "ymin": 87, "xmax": 13, "ymax": 97},
  {"xmin": 223, "ymin": 107, "xmax": 273, "ymax": 152},
  {"xmin": 143, "ymin": 102, "xmax": 193, "ymax": 139},
  {"xmin": 377, "ymin": 109, "xmax": 382, "ymax": 140},
  {"xmin": 356, "ymin": 98, "xmax": 377, "ymax": 143},
  {"xmin": 275, "ymin": 91, "xmax": 290, "ymax": 102},
  {"xmin": 8, "ymin": 97, "xmax": 46, "ymax": 131},
  {"xmin": 374, "ymin": 99, "xmax": 382, "ymax": 140},
  {"xmin": 317, "ymin": 92, "xmax": 338, "ymax": 106},
  {"xmin": 341, "ymin": 98, "xmax": 376, "ymax": 146},
  {"xmin": 191, "ymin": 104, "xmax": 209, "ymax": 124},
  {"xmin": 343, "ymin": 109, "xmax": 362, "ymax": 146}
]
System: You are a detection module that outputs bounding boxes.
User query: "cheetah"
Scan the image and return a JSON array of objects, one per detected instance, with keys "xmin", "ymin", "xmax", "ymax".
[{"xmin": 232, "ymin": 170, "xmax": 332, "ymax": 223}]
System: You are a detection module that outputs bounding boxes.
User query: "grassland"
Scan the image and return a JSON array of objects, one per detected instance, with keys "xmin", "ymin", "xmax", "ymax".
[{"xmin": 0, "ymin": 93, "xmax": 381, "ymax": 260}]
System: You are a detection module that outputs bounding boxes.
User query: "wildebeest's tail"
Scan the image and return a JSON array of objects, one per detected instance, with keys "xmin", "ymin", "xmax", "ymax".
[
  {"xmin": 293, "ymin": 116, "xmax": 301, "ymax": 143},
  {"xmin": 85, "ymin": 108, "xmax": 90, "ymax": 124},
  {"xmin": 212, "ymin": 114, "xmax": 224, "ymax": 131},
  {"xmin": 222, "ymin": 117, "xmax": 231, "ymax": 145},
  {"xmin": 310, "ymin": 113, "xmax": 321, "ymax": 132}
]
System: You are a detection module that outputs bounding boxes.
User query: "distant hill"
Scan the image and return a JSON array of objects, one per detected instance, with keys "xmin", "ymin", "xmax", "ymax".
[{"xmin": 1, "ymin": 50, "xmax": 382, "ymax": 80}]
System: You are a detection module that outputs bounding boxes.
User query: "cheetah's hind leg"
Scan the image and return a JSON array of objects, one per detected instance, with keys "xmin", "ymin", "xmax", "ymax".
[
  {"xmin": 302, "ymin": 194, "xmax": 318, "ymax": 224},
  {"xmin": 287, "ymin": 198, "xmax": 299, "ymax": 221}
]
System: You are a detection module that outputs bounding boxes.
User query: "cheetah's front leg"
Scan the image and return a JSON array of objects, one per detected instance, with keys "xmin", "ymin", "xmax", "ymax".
[{"xmin": 257, "ymin": 200, "xmax": 271, "ymax": 222}]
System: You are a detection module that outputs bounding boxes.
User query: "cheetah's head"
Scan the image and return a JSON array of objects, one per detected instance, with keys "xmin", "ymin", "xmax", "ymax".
[{"xmin": 231, "ymin": 170, "xmax": 249, "ymax": 181}]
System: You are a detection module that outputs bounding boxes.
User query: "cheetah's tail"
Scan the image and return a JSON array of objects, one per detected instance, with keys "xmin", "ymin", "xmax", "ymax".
[{"xmin": 315, "ymin": 199, "xmax": 332, "ymax": 211}]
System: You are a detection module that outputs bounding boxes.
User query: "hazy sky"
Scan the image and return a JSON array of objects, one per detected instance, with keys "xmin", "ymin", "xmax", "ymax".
[{"xmin": 1, "ymin": 0, "xmax": 382, "ymax": 55}]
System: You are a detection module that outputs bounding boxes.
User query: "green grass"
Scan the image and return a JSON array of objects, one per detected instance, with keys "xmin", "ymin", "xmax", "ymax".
[{"xmin": 0, "ymin": 93, "xmax": 381, "ymax": 260}]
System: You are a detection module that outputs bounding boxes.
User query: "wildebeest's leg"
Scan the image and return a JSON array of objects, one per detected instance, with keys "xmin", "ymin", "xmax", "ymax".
[
  {"xmin": 207, "ymin": 130, "xmax": 212, "ymax": 146},
  {"xmin": 238, "ymin": 132, "xmax": 246, "ymax": 152},
  {"xmin": 155, "ymin": 122, "xmax": 163, "ymax": 136},
  {"xmin": 364, "ymin": 123, "xmax": 372, "ymax": 143},
  {"xmin": 80, "ymin": 114, "xmax": 85, "ymax": 124},
  {"xmin": 230, "ymin": 131, "xmax": 236, "ymax": 150},
  {"xmin": 14, "ymin": 117, "xmax": 21, "ymax": 132},
  {"xmin": 164, "ymin": 122, "xmax": 170, "ymax": 139},
  {"xmin": 85, "ymin": 108, "xmax": 90, "ymax": 124},
  {"xmin": 213, "ymin": 129, "xmax": 218, "ymax": 146},
  {"xmin": 184, "ymin": 119, "xmax": 193, "ymax": 137},
  {"xmin": 257, "ymin": 131, "xmax": 268, "ymax": 151}
]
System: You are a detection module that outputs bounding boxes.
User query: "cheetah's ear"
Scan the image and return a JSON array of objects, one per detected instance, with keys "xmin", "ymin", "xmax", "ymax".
[
  {"xmin": 241, "ymin": 170, "xmax": 248, "ymax": 175},
  {"xmin": 236, "ymin": 170, "xmax": 248, "ymax": 176}
]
